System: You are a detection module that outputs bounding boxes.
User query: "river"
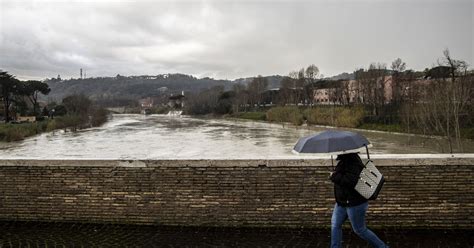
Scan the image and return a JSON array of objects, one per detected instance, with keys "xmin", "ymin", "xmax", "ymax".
[{"xmin": 0, "ymin": 114, "xmax": 472, "ymax": 159}]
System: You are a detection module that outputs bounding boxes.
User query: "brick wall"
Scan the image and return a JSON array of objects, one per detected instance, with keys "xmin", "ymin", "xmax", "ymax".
[{"xmin": 0, "ymin": 158, "xmax": 472, "ymax": 228}]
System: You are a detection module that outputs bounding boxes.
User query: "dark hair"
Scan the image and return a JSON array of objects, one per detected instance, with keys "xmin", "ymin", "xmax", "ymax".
[{"xmin": 336, "ymin": 153, "xmax": 361, "ymax": 162}]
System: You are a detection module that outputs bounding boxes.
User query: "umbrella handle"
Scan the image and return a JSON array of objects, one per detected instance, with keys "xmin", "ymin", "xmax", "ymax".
[
  {"xmin": 365, "ymin": 145, "xmax": 370, "ymax": 160},
  {"xmin": 331, "ymin": 155, "xmax": 334, "ymax": 170}
]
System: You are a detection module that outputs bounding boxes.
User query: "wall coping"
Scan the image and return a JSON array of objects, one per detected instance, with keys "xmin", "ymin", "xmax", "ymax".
[{"xmin": 0, "ymin": 154, "xmax": 473, "ymax": 167}]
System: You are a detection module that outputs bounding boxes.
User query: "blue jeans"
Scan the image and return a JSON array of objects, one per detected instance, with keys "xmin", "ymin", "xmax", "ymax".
[{"xmin": 331, "ymin": 202, "xmax": 388, "ymax": 248}]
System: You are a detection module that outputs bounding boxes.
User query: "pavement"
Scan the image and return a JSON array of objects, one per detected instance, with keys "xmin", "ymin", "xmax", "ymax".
[{"xmin": 0, "ymin": 221, "xmax": 472, "ymax": 248}]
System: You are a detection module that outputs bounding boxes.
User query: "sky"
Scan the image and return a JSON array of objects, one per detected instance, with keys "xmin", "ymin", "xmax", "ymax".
[{"xmin": 0, "ymin": 0, "xmax": 472, "ymax": 80}]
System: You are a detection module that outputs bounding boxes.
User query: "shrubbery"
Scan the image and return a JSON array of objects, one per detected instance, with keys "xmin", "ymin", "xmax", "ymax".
[
  {"xmin": 303, "ymin": 106, "xmax": 365, "ymax": 128},
  {"xmin": 0, "ymin": 121, "xmax": 49, "ymax": 142},
  {"xmin": 150, "ymin": 106, "xmax": 170, "ymax": 114},
  {"xmin": 90, "ymin": 108, "xmax": 109, "ymax": 127},
  {"xmin": 266, "ymin": 106, "xmax": 304, "ymax": 125},
  {"xmin": 1, "ymin": 94, "xmax": 110, "ymax": 142},
  {"xmin": 264, "ymin": 106, "xmax": 365, "ymax": 128}
]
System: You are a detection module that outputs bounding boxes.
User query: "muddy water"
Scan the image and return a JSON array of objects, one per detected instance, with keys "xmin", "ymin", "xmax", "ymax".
[{"xmin": 0, "ymin": 114, "xmax": 472, "ymax": 159}]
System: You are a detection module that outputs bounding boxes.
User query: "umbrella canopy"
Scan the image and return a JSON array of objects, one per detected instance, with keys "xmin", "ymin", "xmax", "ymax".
[{"xmin": 293, "ymin": 130, "xmax": 370, "ymax": 155}]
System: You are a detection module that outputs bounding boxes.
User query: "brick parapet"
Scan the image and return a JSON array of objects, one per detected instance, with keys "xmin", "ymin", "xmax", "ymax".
[{"xmin": 0, "ymin": 156, "xmax": 472, "ymax": 228}]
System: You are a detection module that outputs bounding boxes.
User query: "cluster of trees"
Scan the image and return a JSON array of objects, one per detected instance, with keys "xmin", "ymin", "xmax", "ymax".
[
  {"xmin": 184, "ymin": 50, "xmax": 473, "ymax": 150},
  {"xmin": 345, "ymin": 50, "xmax": 473, "ymax": 151},
  {"xmin": 45, "ymin": 94, "xmax": 108, "ymax": 131},
  {"xmin": 399, "ymin": 50, "xmax": 473, "ymax": 152},
  {"xmin": 184, "ymin": 64, "xmax": 323, "ymax": 115},
  {"xmin": 0, "ymin": 71, "xmax": 51, "ymax": 123},
  {"xmin": 185, "ymin": 75, "xmax": 273, "ymax": 115},
  {"xmin": 1, "ymin": 71, "xmax": 108, "ymax": 131}
]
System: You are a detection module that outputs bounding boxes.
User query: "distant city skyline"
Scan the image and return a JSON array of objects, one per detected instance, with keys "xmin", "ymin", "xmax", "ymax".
[{"xmin": 1, "ymin": 0, "xmax": 472, "ymax": 81}]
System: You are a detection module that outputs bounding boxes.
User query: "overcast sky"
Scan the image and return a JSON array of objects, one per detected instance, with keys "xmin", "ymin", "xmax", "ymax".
[{"xmin": 0, "ymin": 0, "xmax": 472, "ymax": 80}]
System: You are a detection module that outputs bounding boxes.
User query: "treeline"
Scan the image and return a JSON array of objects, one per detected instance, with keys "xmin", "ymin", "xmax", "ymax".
[
  {"xmin": 0, "ymin": 71, "xmax": 108, "ymax": 141},
  {"xmin": 184, "ymin": 50, "xmax": 474, "ymax": 151}
]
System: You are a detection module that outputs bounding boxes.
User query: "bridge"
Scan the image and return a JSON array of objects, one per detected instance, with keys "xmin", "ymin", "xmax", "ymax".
[
  {"xmin": 106, "ymin": 107, "xmax": 127, "ymax": 114},
  {"xmin": 0, "ymin": 155, "xmax": 472, "ymax": 229}
]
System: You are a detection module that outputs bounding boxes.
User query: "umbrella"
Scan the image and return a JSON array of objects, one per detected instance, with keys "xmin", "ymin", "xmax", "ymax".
[{"xmin": 293, "ymin": 130, "xmax": 371, "ymax": 168}]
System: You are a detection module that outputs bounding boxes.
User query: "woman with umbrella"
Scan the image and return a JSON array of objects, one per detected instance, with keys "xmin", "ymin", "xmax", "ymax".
[
  {"xmin": 293, "ymin": 130, "xmax": 388, "ymax": 248},
  {"xmin": 329, "ymin": 153, "xmax": 387, "ymax": 248}
]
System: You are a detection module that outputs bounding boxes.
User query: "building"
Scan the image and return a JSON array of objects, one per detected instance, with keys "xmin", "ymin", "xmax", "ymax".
[
  {"xmin": 139, "ymin": 97, "xmax": 154, "ymax": 108},
  {"xmin": 314, "ymin": 76, "xmax": 395, "ymax": 105}
]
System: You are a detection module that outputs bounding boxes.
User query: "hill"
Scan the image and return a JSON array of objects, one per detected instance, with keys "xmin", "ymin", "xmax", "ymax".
[
  {"xmin": 45, "ymin": 74, "xmax": 231, "ymax": 102},
  {"xmin": 45, "ymin": 74, "xmax": 286, "ymax": 104}
]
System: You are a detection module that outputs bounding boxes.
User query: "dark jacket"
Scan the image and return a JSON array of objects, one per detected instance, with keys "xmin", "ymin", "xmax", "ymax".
[{"xmin": 330, "ymin": 153, "xmax": 367, "ymax": 207}]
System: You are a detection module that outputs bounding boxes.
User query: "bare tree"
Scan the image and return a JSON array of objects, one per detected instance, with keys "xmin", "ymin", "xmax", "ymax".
[
  {"xmin": 416, "ymin": 49, "xmax": 471, "ymax": 152},
  {"xmin": 247, "ymin": 75, "xmax": 268, "ymax": 109},
  {"xmin": 441, "ymin": 49, "xmax": 470, "ymax": 151},
  {"xmin": 391, "ymin": 58, "xmax": 406, "ymax": 72},
  {"xmin": 232, "ymin": 83, "xmax": 248, "ymax": 112},
  {"xmin": 398, "ymin": 70, "xmax": 420, "ymax": 134},
  {"xmin": 391, "ymin": 58, "xmax": 407, "ymax": 105},
  {"xmin": 305, "ymin": 64, "xmax": 320, "ymax": 105},
  {"xmin": 279, "ymin": 76, "xmax": 295, "ymax": 106},
  {"xmin": 355, "ymin": 63, "xmax": 388, "ymax": 117},
  {"xmin": 288, "ymin": 69, "xmax": 305, "ymax": 105},
  {"xmin": 339, "ymin": 80, "xmax": 348, "ymax": 105}
]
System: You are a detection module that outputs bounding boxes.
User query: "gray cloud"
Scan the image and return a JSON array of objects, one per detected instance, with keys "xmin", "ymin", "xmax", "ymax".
[{"xmin": 0, "ymin": 0, "xmax": 472, "ymax": 80}]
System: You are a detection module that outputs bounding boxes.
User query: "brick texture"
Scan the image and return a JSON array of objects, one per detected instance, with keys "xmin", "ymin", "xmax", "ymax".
[{"xmin": 0, "ymin": 159, "xmax": 472, "ymax": 228}]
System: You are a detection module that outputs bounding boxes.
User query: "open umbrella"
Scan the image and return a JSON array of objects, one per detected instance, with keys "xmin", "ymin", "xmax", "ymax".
[{"xmin": 293, "ymin": 130, "xmax": 371, "ymax": 167}]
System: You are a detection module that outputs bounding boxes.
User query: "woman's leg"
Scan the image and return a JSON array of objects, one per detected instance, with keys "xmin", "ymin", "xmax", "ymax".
[
  {"xmin": 330, "ymin": 203, "xmax": 348, "ymax": 248},
  {"xmin": 347, "ymin": 202, "xmax": 387, "ymax": 248}
]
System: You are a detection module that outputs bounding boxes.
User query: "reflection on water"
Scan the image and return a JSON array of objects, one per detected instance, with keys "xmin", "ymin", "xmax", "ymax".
[{"xmin": 0, "ymin": 114, "xmax": 472, "ymax": 159}]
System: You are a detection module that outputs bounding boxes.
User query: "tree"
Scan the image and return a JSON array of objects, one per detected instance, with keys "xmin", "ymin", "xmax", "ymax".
[
  {"xmin": 391, "ymin": 58, "xmax": 406, "ymax": 73},
  {"xmin": 390, "ymin": 58, "xmax": 407, "ymax": 109},
  {"xmin": 305, "ymin": 64, "xmax": 320, "ymax": 105},
  {"xmin": 184, "ymin": 86, "xmax": 224, "ymax": 115},
  {"xmin": 18, "ymin": 80, "xmax": 51, "ymax": 116},
  {"xmin": 62, "ymin": 94, "xmax": 92, "ymax": 116},
  {"xmin": 416, "ymin": 49, "xmax": 472, "ymax": 152},
  {"xmin": 288, "ymin": 69, "xmax": 305, "ymax": 105},
  {"xmin": 215, "ymin": 91, "xmax": 235, "ymax": 115},
  {"xmin": 279, "ymin": 76, "xmax": 295, "ymax": 106},
  {"xmin": 398, "ymin": 70, "xmax": 420, "ymax": 135},
  {"xmin": 355, "ymin": 63, "xmax": 388, "ymax": 118},
  {"xmin": 232, "ymin": 83, "xmax": 248, "ymax": 112},
  {"xmin": 247, "ymin": 75, "xmax": 268, "ymax": 109},
  {"xmin": 440, "ymin": 49, "xmax": 470, "ymax": 151},
  {"xmin": 0, "ymin": 71, "xmax": 20, "ymax": 123}
]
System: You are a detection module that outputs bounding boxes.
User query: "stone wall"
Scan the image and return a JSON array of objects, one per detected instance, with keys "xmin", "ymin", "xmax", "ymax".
[{"xmin": 0, "ymin": 157, "xmax": 472, "ymax": 228}]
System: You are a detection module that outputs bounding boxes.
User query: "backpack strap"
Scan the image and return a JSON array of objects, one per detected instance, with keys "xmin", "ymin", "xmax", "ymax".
[{"xmin": 365, "ymin": 145, "xmax": 370, "ymax": 160}]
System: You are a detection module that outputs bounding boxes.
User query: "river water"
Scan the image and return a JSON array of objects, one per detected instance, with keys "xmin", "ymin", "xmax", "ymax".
[{"xmin": 0, "ymin": 114, "xmax": 472, "ymax": 159}]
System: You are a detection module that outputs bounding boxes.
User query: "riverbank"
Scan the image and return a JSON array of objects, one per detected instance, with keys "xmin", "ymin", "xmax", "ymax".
[
  {"xmin": 228, "ymin": 109, "xmax": 474, "ymax": 140},
  {"xmin": 0, "ymin": 121, "xmax": 49, "ymax": 142},
  {"xmin": 0, "ymin": 111, "xmax": 109, "ymax": 142}
]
